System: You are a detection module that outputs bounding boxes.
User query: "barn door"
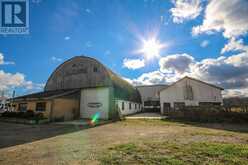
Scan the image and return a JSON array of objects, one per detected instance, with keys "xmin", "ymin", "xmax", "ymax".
[
  {"xmin": 80, "ymin": 88, "xmax": 109, "ymax": 119},
  {"xmin": 163, "ymin": 103, "xmax": 170, "ymax": 115}
]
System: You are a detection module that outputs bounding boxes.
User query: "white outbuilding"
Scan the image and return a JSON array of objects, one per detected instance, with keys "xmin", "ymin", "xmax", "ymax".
[
  {"xmin": 160, "ymin": 76, "xmax": 223, "ymax": 113},
  {"xmin": 137, "ymin": 85, "xmax": 167, "ymax": 112}
]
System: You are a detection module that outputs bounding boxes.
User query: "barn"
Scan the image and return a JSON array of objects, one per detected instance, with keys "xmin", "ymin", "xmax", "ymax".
[
  {"xmin": 160, "ymin": 76, "xmax": 223, "ymax": 114},
  {"xmin": 12, "ymin": 56, "xmax": 142, "ymax": 121}
]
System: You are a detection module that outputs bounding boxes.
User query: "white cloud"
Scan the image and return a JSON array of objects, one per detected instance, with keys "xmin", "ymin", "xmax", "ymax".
[
  {"xmin": 22, "ymin": 81, "xmax": 45, "ymax": 91},
  {"xmin": 51, "ymin": 56, "xmax": 63, "ymax": 62},
  {"xmin": 0, "ymin": 54, "xmax": 4, "ymax": 64},
  {"xmin": 170, "ymin": 0, "xmax": 202, "ymax": 23},
  {"xmin": 124, "ymin": 71, "xmax": 177, "ymax": 86},
  {"xmin": 225, "ymin": 52, "xmax": 248, "ymax": 67},
  {"xmin": 104, "ymin": 50, "xmax": 111, "ymax": 55},
  {"xmin": 221, "ymin": 38, "xmax": 248, "ymax": 54},
  {"xmin": 0, "ymin": 71, "xmax": 25, "ymax": 90},
  {"xmin": 0, "ymin": 53, "xmax": 15, "ymax": 65},
  {"xmin": 85, "ymin": 8, "xmax": 92, "ymax": 13},
  {"xmin": 192, "ymin": 0, "xmax": 248, "ymax": 38},
  {"xmin": 127, "ymin": 47, "xmax": 248, "ymax": 97},
  {"xmin": 200, "ymin": 40, "xmax": 209, "ymax": 48},
  {"xmin": 159, "ymin": 54, "xmax": 195, "ymax": 73},
  {"xmin": 123, "ymin": 58, "xmax": 145, "ymax": 70},
  {"xmin": 85, "ymin": 41, "xmax": 92, "ymax": 48},
  {"xmin": 0, "ymin": 70, "xmax": 44, "ymax": 94},
  {"xmin": 64, "ymin": 36, "xmax": 70, "ymax": 40},
  {"xmin": 223, "ymin": 87, "xmax": 248, "ymax": 98},
  {"xmin": 0, "ymin": 51, "xmax": 43, "ymax": 94}
]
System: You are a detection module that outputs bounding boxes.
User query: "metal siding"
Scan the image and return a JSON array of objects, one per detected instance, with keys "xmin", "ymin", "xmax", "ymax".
[
  {"xmin": 160, "ymin": 77, "xmax": 223, "ymax": 109},
  {"xmin": 80, "ymin": 87, "xmax": 109, "ymax": 119}
]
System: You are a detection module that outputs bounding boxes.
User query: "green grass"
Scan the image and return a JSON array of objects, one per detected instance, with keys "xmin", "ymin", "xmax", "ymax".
[{"xmin": 100, "ymin": 142, "xmax": 248, "ymax": 165}]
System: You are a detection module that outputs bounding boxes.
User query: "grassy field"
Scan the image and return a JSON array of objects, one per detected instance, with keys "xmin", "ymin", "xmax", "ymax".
[
  {"xmin": 101, "ymin": 141, "xmax": 248, "ymax": 165},
  {"xmin": 0, "ymin": 120, "xmax": 248, "ymax": 165}
]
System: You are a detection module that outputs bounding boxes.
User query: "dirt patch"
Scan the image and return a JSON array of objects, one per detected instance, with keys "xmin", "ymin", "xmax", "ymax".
[{"xmin": 0, "ymin": 120, "xmax": 247, "ymax": 164}]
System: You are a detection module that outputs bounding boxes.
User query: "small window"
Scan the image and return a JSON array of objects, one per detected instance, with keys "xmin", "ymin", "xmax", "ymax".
[
  {"xmin": 129, "ymin": 103, "xmax": 131, "ymax": 110},
  {"xmin": 36, "ymin": 102, "xmax": 46, "ymax": 112},
  {"xmin": 122, "ymin": 102, "xmax": 125, "ymax": 110},
  {"xmin": 19, "ymin": 103, "xmax": 27, "ymax": 112},
  {"xmin": 135, "ymin": 104, "xmax": 137, "ymax": 109},
  {"xmin": 93, "ymin": 67, "xmax": 98, "ymax": 72},
  {"xmin": 174, "ymin": 102, "xmax": 185, "ymax": 110}
]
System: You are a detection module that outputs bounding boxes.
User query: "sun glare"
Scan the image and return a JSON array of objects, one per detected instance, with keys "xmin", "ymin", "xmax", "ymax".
[{"xmin": 139, "ymin": 38, "xmax": 166, "ymax": 60}]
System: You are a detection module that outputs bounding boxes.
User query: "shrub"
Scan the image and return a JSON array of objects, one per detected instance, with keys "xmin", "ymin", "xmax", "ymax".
[
  {"xmin": 34, "ymin": 113, "xmax": 44, "ymax": 119},
  {"xmin": 1, "ymin": 111, "xmax": 45, "ymax": 120},
  {"xmin": 2, "ymin": 111, "xmax": 18, "ymax": 118},
  {"xmin": 23, "ymin": 110, "xmax": 35, "ymax": 118},
  {"xmin": 167, "ymin": 107, "xmax": 248, "ymax": 123}
]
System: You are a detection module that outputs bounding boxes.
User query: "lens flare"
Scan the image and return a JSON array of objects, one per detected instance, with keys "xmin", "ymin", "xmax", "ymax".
[
  {"xmin": 136, "ymin": 36, "xmax": 167, "ymax": 60},
  {"xmin": 90, "ymin": 112, "xmax": 100, "ymax": 125},
  {"xmin": 141, "ymin": 38, "xmax": 163, "ymax": 59}
]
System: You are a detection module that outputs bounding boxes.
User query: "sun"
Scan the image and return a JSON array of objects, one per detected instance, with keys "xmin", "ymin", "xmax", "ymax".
[{"xmin": 139, "ymin": 38, "xmax": 165, "ymax": 60}]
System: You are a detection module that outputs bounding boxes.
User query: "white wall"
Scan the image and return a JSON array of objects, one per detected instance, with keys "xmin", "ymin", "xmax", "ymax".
[
  {"xmin": 160, "ymin": 77, "xmax": 223, "ymax": 110},
  {"xmin": 137, "ymin": 85, "xmax": 167, "ymax": 106},
  {"xmin": 116, "ymin": 100, "xmax": 142, "ymax": 116},
  {"xmin": 80, "ymin": 87, "xmax": 109, "ymax": 119}
]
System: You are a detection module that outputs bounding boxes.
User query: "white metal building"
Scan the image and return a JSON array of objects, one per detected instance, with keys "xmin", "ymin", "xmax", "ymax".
[
  {"xmin": 137, "ymin": 85, "xmax": 167, "ymax": 112},
  {"xmin": 160, "ymin": 76, "xmax": 223, "ymax": 113}
]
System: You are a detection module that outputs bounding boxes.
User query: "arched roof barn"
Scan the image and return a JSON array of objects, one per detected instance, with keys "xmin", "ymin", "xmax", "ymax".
[{"xmin": 45, "ymin": 56, "xmax": 141, "ymax": 103}]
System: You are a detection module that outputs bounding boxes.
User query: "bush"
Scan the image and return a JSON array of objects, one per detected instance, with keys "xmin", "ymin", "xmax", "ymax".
[
  {"xmin": 23, "ymin": 110, "xmax": 35, "ymax": 118},
  {"xmin": 34, "ymin": 113, "xmax": 44, "ymax": 120},
  {"xmin": 167, "ymin": 107, "xmax": 248, "ymax": 123},
  {"xmin": 1, "ymin": 110, "xmax": 45, "ymax": 120},
  {"xmin": 2, "ymin": 111, "xmax": 18, "ymax": 118}
]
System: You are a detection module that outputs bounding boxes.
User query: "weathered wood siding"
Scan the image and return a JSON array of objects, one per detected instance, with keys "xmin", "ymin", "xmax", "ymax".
[
  {"xmin": 45, "ymin": 56, "xmax": 111, "ymax": 91},
  {"xmin": 52, "ymin": 98, "xmax": 79, "ymax": 121}
]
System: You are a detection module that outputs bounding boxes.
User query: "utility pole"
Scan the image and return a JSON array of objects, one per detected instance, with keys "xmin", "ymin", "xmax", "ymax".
[{"xmin": 10, "ymin": 90, "xmax": 15, "ymax": 111}]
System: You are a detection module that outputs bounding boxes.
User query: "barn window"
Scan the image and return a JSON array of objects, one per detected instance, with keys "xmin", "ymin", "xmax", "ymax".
[
  {"xmin": 163, "ymin": 103, "xmax": 171, "ymax": 113},
  {"xmin": 93, "ymin": 67, "xmax": 98, "ymax": 72},
  {"xmin": 19, "ymin": 103, "xmax": 27, "ymax": 112},
  {"xmin": 174, "ymin": 102, "xmax": 185, "ymax": 110},
  {"xmin": 184, "ymin": 84, "xmax": 194, "ymax": 100},
  {"xmin": 36, "ymin": 102, "xmax": 46, "ymax": 112},
  {"xmin": 129, "ymin": 103, "xmax": 131, "ymax": 109},
  {"xmin": 122, "ymin": 102, "xmax": 124, "ymax": 110}
]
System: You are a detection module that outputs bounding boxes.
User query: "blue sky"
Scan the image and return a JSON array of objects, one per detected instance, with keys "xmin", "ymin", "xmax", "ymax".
[{"xmin": 0, "ymin": 0, "xmax": 248, "ymax": 97}]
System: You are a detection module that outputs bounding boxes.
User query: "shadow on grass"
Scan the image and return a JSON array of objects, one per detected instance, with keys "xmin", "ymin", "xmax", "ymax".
[
  {"xmin": 0, "ymin": 120, "xmax": 115, "ymax": 149},
  {"xmin": 164, "ymin": 118, "xmax": 248, "ymax": 133}
]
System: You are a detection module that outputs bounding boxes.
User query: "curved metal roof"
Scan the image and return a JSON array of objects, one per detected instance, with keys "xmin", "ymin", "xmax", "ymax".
[{"xmin": 45, "ymin": 56, "xmax": 141, "ymax": 102}]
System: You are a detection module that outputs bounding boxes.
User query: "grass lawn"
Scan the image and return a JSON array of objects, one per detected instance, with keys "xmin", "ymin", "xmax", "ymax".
[
  {"xmin": 0, "ymin": 120, "xmax": 248, "ymax": 165},
  {"xmin": 101, "ymin": 141, "xmax": 248, "ymax": 165}
]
